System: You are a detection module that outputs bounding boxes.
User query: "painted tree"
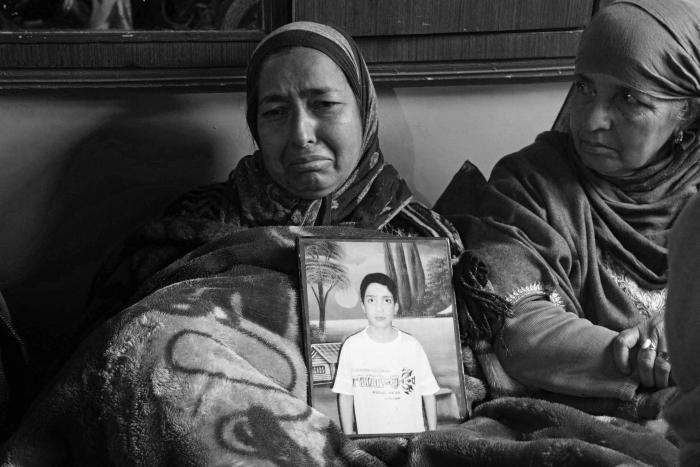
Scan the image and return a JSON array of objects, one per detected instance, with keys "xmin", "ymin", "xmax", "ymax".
[
  {"xmin": 305, "ymin": 240, "xmax": 350, "ymax": 334},
  {"xmin": 383, "ymin": 242, "xmax": 426, "ymax": 316},
  {"xmin": 422, "ymin": 255, "xmax": 453, "ymax": 315}
]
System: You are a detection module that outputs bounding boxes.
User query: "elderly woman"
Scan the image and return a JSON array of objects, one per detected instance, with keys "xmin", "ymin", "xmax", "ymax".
[
  {"xmin": 443, "ymin": 0, "xmax": 700, "ymax": 418},
  {"xmin": 77, "ymin": 21, "xmax": 461, "ymax": 337}
]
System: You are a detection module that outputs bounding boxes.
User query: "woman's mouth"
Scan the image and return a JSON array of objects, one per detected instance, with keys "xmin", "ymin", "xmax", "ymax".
[
  {"xmin": 287, "ymin": 155, "xmax": 332, "ymax": 172},
  {"xmin": 578, "ymin": 139, "xmax": 617, "ymax": 156}
]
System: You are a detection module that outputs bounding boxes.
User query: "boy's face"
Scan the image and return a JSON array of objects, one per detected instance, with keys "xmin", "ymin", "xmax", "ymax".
[{"xmin": 361, "ymin": 283, "xmax": 398, "ymax": 330}]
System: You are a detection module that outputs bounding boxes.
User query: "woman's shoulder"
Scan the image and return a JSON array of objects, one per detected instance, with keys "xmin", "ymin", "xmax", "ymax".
[
  {"xmin": 489, "ymin": 131, "xmax": 580, "ymax": 196},
  {"xmin": 161, "ymin": 154, "xmax": 260, "ymax": 222},
  {"xmin": 162, "ymin": 180, "xmax": 237, "ymax": 222},
  {"xmin": 494, "ymin": 131, "xmax": 575, "ymax": 179},
  {"xmin": 383, "ymin": 202, "xmax": 464, "ymax": 256}
]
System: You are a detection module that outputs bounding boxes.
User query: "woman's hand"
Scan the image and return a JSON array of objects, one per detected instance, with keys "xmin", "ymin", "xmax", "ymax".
[
  {"xmin": 616, "ymin": 386, "xmax": 679, "ymax": 420},
  {"xmin": 636, "ymin": 387, "xmax": 678, "ymax": 419},
  {"xmin": 612, "ymin": 314, "xmax": 672, "ymax": 388}
]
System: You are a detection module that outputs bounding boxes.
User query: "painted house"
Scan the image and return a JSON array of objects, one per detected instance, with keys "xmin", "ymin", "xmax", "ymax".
[{"xmin": 311, "ymin": 342, "xmax": 343, "ymax": 385}]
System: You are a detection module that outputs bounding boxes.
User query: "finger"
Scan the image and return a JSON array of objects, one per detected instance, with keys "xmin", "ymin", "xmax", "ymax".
[
  {"xmin": 613, "ymin": 328, "xmax": 639, "ymax": 375},
  {"xmin": 654, "ymin": 351, "xmax": 671, "ymax": 389},
  {"xmin": 651, "ymin": 320, "xmax": 667, "ymax": 350},
  {"xmin": 638, "ymin": 338, "xmax": 657, "ymax": 388}
]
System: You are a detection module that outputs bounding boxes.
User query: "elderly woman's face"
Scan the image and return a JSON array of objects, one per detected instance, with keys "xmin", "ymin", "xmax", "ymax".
[
  {"xmin": 569, "ymin": 73, "xmax": 685, "ymax": 177},
  {"xmin": 256, "ymin": 47, "xmax": 363, "ymax": 199}
]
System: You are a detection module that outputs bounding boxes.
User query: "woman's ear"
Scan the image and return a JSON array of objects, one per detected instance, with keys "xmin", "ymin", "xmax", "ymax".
[{"xmin": 680, "ymin": 98, "xmax": 700, "ymax": 129}]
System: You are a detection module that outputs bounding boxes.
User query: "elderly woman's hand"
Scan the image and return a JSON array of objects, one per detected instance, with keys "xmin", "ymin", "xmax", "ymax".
[
  {"xmin": 617, "ymin": 386, "xmax": 679, "ymax": 420},
  {"xmin": 612, "ymin": 313, "xmax": 671, "ymax": 389}
]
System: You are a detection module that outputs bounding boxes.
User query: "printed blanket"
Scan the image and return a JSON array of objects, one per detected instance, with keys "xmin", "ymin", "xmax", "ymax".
[{"xmin": 1, "ymin": 226, "xmax": 677, "ymax": 466}]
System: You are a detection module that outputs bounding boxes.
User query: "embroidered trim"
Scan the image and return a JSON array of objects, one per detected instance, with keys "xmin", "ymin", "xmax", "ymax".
[
  {"xmin": 602, "ymin": 260, "xmax": 666, "ymax": 318},
  {"xmin": 549, "ymin": 290, "xmax": 565, "ymax": 308},
  {"xmin": 505, "ymin": 282, "xmax": 564, "ymax": 308}
]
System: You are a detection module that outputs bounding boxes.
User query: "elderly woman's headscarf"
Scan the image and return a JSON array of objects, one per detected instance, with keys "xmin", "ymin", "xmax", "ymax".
[
  {"xmin": 575, "ymin": 0, "xmax": 700, "ymax": 99},
  {"xmin": 550, "ymin": 0, "xmax": 700, "ymax": 275},
  {"xmin": 569, "ymin": 0, "xmax": 700, "ymax": 208},
  {"xmin": 235, "ymin": 21, "xmax": 411, "ymax": 228}
]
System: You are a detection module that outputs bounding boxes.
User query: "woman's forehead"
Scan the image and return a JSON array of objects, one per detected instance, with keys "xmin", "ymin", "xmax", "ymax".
[
  {"xmin": 578, "ymin": 72, "xmax": 655, "ymax": 96},
  {"xmin": 257, "ymin": 47, "xmax": 350, "ymax": 99},
  {"xmin": 578, "ymin": 72, "xmax": 633, "ymax": 88}
]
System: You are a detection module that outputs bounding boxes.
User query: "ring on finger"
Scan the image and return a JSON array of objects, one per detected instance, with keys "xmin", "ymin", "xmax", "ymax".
[
  {"xmin": 642, "ymin": 339, "xmax": 657, "ymax": 352},
  {"xmin": 657, "ymin": 351, "xmax": 671, "ymax": 362}
]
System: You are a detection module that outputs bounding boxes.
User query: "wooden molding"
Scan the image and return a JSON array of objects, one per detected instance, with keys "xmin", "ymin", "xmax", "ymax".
[
  {"xmin": 0, "ymin": 0, "xmax": 587, "ymax": 90},
  {"xmin": 370, "ymin": 59, "xmax": 575, "ymax": 86},
  {"xmin": 0, "ymin": 58, "xmax": 574, "ymax": 90}
]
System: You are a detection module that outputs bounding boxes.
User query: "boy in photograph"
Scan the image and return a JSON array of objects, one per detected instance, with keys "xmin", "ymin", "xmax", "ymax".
[{"xmin": 332, "ymin": 273, "xmax": 439, "ymax": 435}]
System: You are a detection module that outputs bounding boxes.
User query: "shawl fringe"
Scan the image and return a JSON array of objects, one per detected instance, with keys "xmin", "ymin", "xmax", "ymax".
[
  {"xmin": 452, "ymin": 252, "xmax": 512, "ymax": 346},
  {"xmin": 453, "ymin": 253, "xmax": 529, "ymax": 399}
]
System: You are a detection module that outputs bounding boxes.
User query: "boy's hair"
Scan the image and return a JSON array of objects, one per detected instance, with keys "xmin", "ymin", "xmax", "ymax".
[{"xmin": 360, "ymin": 273, "xmax": 398, "ymax": 302}]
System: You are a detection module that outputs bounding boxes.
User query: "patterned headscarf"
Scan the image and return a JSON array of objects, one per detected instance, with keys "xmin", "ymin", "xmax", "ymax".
[
  {"xmin": 233, "ymin": 21, "xmax": 412, "ymax": 228},
  {"xmin": 575, "ymin": 0, "xmax": 700, "ymax": 99}
]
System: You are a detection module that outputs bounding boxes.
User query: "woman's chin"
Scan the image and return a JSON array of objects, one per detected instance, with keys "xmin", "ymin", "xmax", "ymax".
[
  {"xmin": 585, "ymin": 164, "xmax": 625, "ymax": 178},
  {"xmin": 580, "ymin": 155, "xmax": 626, "ymax": 178},
  {"xmin": 285, "ymin": 176, "xmax": 340, "ymax": 200}
]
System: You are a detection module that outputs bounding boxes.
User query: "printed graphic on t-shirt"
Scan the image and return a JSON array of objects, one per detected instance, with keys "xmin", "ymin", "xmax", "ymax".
[{"xmin": 353, "ymin": 368, "xmax": 415, "ymax": 395}]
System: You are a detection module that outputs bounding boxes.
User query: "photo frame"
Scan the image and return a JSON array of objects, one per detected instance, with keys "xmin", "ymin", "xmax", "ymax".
[{"xmin": 298, "ymin": 236, "xmax": 466, "ymax": 437}]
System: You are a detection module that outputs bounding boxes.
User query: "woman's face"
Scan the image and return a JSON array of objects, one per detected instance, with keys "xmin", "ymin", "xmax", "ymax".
[
  {"xmin": 256, "ymin": 47, "xmax": 363, "ymax": 199},
  {"xmin": 569, "ymin": 72, "xmax": 686, "ymax": 177}
]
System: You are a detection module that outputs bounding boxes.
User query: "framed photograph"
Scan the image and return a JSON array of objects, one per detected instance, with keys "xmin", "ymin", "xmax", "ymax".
[{"xmin": 298, "ymin": 236, "xmax": 466, "ymax": 437}]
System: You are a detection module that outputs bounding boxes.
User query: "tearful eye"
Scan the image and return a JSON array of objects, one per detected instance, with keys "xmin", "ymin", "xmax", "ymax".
[
  {"xmin": 575, "ymin": 80, "xmax": 595, "ymax": 97},
  {"xmin": 621, "ymin": 91, "xmax": 639, "ymax": 105},
  {"xmin": 260, "ymin": 106, "xmax": 288, "ymax": 119},
  {"xmin": 614, "ymin": 89, "xmax": 650, "ymax": 115},
  {"xmin": 312, "ymin": 100, "xmax": 340, "ymax": 111}
]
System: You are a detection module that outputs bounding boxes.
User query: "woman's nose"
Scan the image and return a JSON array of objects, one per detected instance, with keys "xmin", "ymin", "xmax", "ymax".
[
  {"xmin": 290, "ymin": 107, "xmax": 316, "ymax": 148},
  {"xmin": 581, "ymin": 99, "xmax": 613, "ymax": 132}
]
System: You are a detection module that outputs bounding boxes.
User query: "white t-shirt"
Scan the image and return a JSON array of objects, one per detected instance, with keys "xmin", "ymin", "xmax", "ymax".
[{"xmin": 332, "ymin": 328, "xmax": 439, "ymax": 434}]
